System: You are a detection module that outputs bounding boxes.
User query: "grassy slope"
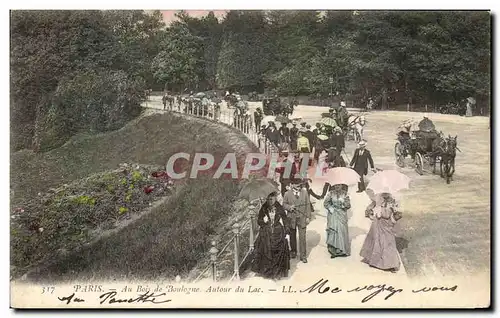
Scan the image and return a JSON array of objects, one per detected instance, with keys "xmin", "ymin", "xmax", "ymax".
[
  {"xmin": 28, "ymin": 177, "xmax": 241, "ymax": 282},
  {"xmin": 11, "ymin": 111, "xmax": 259, "ymax": 282},
  {"xmin": 11, "ymin": 111, "xmax": 248, "ymax": 206}
]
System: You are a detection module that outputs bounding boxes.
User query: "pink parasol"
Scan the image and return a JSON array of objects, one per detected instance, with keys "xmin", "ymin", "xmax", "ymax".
[
  {"xmin": 314, "ymin": 167, "xmax": 361, "ymax": 186},
  {"xmin": 367, "ymin": 170, "xmax": 410, "ymax": 195}
]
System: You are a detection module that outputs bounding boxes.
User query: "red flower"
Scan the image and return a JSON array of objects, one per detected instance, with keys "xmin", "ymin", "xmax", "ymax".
[
  {"xmin": 144, "ymin": 186, "xmax": 154, "ymax": 194},
  {"xmin": 152, "ymin": 171, "xmax": 169, "ymax": 179}
]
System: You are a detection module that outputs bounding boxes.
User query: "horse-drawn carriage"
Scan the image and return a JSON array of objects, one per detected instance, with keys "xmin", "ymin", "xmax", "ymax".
[
  {"xmin": 262, "ymin": 96, "xmax": 282, "ymax": 115},
  {"xmin": 225, "ymin": 93, "xmax": 240, "ymax": 108},
  {"xmin": 262, "ymin": 96, "xmax": 297, "ymax": 116},
  {"xmin": 394, "ymin": 117, "xmax": 458, "ymax": 183}
]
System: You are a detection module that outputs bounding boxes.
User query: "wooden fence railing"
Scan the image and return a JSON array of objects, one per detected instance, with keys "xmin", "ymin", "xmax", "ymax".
[{"xmin": 160, "ymin": 101, "xmax": 279, "ymax": 283}]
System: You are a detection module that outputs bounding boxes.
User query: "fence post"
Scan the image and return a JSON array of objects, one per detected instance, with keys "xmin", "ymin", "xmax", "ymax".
[
  {"xmin": 209, "ymin": 241, "xmax": 218, "ymax": 282},
  {"xmin": 248, "ymin": 206, "xmax": 256, "ymax": 251},
  {"xmin": 232, "ymin": 223, "xmax": 241, "ymax": 280}
]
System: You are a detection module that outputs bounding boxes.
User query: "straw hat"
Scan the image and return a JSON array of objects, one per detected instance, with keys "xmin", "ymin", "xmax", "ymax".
[{"xmin": 358, "ymin": 140, "xmax": 367, "ymax": 147}]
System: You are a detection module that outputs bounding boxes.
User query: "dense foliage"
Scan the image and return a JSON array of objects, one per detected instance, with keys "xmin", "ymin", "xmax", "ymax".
[
  {"xmin": 153, "ymin": 10, "xmax": 490, "ymax": 111},
  {"xmin": 10, "ymin": 10, "xmax": 165, "ymax": 152}
]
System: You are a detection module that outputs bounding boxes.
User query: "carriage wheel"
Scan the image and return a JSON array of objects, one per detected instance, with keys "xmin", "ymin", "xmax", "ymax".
[
  {"xmin": 394, "ymin": 142, "xmax": 405, "ymax": 168},
  {"xmin": 415, "ymin": 152, "xmax": 424, "ymax": 175}
]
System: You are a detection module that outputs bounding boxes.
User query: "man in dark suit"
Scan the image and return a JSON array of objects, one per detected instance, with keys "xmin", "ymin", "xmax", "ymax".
[
  {"xmin": 254, "ymin": 108, "xmax": 263, "ymax": 132},
  {"xmin": 276, "ymin": 150, "xmax": 298, "ymax": 197},
  {"xmin": 350, "ymin": 140, "xmax": 376, "ymax": 192},
  {"xmin": 279, "ymin": 122, "xmax": 290, "ymax": 144},
  {"xmin": 266, "ymin": 122, "xmax": 281, "ymax": 148},
  {"xmin": 328, "ymin": 126, "xmax": 346, "ymax": 167},
  {"xmin": 289, "ymin": 123, "xmax": 299, "ymax": 151},
  {"xmin": 283, "ymin": 180, "xmax": 311, "ymax": 262}
]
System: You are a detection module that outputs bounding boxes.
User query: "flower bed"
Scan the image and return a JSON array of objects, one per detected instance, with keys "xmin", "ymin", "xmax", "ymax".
[{"xmin": 10, "ymin": 163, "xmax": 175, "ymax": 278}]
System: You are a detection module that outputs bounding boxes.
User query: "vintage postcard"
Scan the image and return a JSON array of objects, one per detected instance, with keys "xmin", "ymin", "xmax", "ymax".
[{"xmin": 9, "ymin": 9, "xmax": 491, "ymax": 309}]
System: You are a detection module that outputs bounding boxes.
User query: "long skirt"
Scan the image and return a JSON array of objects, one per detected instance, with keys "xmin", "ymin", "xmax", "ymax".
[
  {"xmin": 360, "ymin": 218, "xmax": 400, "ymax": 271},
  {"xmin": 326, "ymin": 208, "xmax": 350, "ymax": 257},
  {"xmin": 251, "ymin": 226, "xmax": 290, "ymax": 279}
]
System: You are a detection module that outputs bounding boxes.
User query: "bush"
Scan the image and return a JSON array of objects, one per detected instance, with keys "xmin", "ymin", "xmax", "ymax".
[{"xmin": 33, "ymin": 70, "xmax": 145, "ymax": 152}]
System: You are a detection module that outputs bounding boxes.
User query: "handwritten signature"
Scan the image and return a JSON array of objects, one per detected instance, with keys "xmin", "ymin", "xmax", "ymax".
[
  {"xmin": 58, "ymin": 291, "xmax": 171, "ymax": 305},
  {"xmin": 300, "ymin": 278, "xmax": 403, "ymax": 303}
]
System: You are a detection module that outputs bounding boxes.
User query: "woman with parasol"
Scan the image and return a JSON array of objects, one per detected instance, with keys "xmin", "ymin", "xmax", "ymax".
[
  {"xmin": 360, "ymin": 170, "xmax": 409, "ymax": 273},
  {"xmin": 251, "ymin": 191, "xmax": 291, "ymax": 280},
  {"xmin": 319, "ymin": 167, "xmax": 360, "ymax": 258},
  {"xmin": 323, "ymin": 183, "xmax": 351, "ymax": 258},
  {"xmin": 360, "ymin": 191, "xmax": 402, "ymax": 273}
]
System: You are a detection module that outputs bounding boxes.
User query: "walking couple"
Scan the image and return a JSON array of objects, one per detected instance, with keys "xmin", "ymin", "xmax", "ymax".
[
  {"xmin": 323, "ymin": 183, "xmax": 403, "ymax": 272},
  {"xmin": 251, "ymin": 179, "xmax": 315, "ymax": 280}
]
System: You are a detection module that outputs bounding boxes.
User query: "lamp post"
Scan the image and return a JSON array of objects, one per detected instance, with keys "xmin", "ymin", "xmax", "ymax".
[
  {"xmin": 209, "ymin": 240, "xmax": 218, "ymax": 282},
  {"xmin": 329, "ymin": 76, "xmax": 334, "ymax": 107}
]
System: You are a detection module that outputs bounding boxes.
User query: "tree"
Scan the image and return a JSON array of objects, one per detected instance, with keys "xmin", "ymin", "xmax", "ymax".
[
  {"xmin": 151, "ymin": 22, "xmax": 204, "ymax": 92},
  {"xmin": 216, "ymin": 11, "xmax": 269, "ymax": 92},
  {"xmin": 11, "ymin": 10, "xmax": 156, "ymax": 152}
]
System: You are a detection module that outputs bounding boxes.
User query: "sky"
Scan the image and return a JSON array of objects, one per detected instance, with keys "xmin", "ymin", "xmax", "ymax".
[{"xmin": 161, "ymin": 10, "xmax": 227, "ymax": 24}]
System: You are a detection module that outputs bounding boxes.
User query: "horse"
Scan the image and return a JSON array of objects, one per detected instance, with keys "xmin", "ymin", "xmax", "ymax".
[
  {"xmin": 348, "ymin": 115, "xmax": 366, "ymax": 142},
  {"xmin": 440, "ymin": 135, "xmax": 458, "ymax": 184}
]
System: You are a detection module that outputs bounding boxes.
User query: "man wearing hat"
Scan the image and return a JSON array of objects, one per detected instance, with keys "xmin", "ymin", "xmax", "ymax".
[
  {"xmin": 276, "ymin": 149, "xmax": 298, "ymax": 197},
  {"xmin": 304, "ymin": 124, "xmax": 315, "ymax": 164},
  {"xmin": 258, "ymin": 124, "xmax": 267, "ymax": 149},
  {"xmin": 265, "ymin": 122, "xmax": 280, "ymax": 149},
  {"xmin": 337, "ymin": 102, "xmax": 349, "ymax": 130},
  {"xmin": 254, "ymin": 107, "xmax": 263, "ymax": 132},
  {"xmin": 327, "ymin": 107, "xmax": 336, "ymax": 119},
  {"xmin": 279, "ymin": 122, "xmax": 290, "ymax": 144},
  {"xmin": 313, "ymin": 122, "xmax": 322, "ymax": 136},
  {"xmin": 350, "ymin": 140, "xmax": 376, "ymax": 192},
  {"xmin": 283, "ymin": 179, "xmax": 311, "ymax": 262},
  {"xmin": 290, "ymin": 122, "xmax": 299, "ymax": 151},
  {"xmin": 328, "ymin": 126, "xmax": 346, "ymax": 167}
]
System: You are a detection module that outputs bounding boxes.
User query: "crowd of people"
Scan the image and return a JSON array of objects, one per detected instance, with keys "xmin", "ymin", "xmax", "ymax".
[
  {"xmin": 159, "ymin": 92, "xmax": 404, "ymax": 280},
  {"xmin": 253, "ymin": 103, "xmax": 355, "ymax": 170},
  {"xmin": 250, "ymin": 179, "xmax": 403, "ymax": 280},
  {"xmin": 249, "ymin": 133, "xmax": 396, "ymax": 280},
  {"xmin": 249, "ymin": 102, "xmax": 403, "ymax": 281}
]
